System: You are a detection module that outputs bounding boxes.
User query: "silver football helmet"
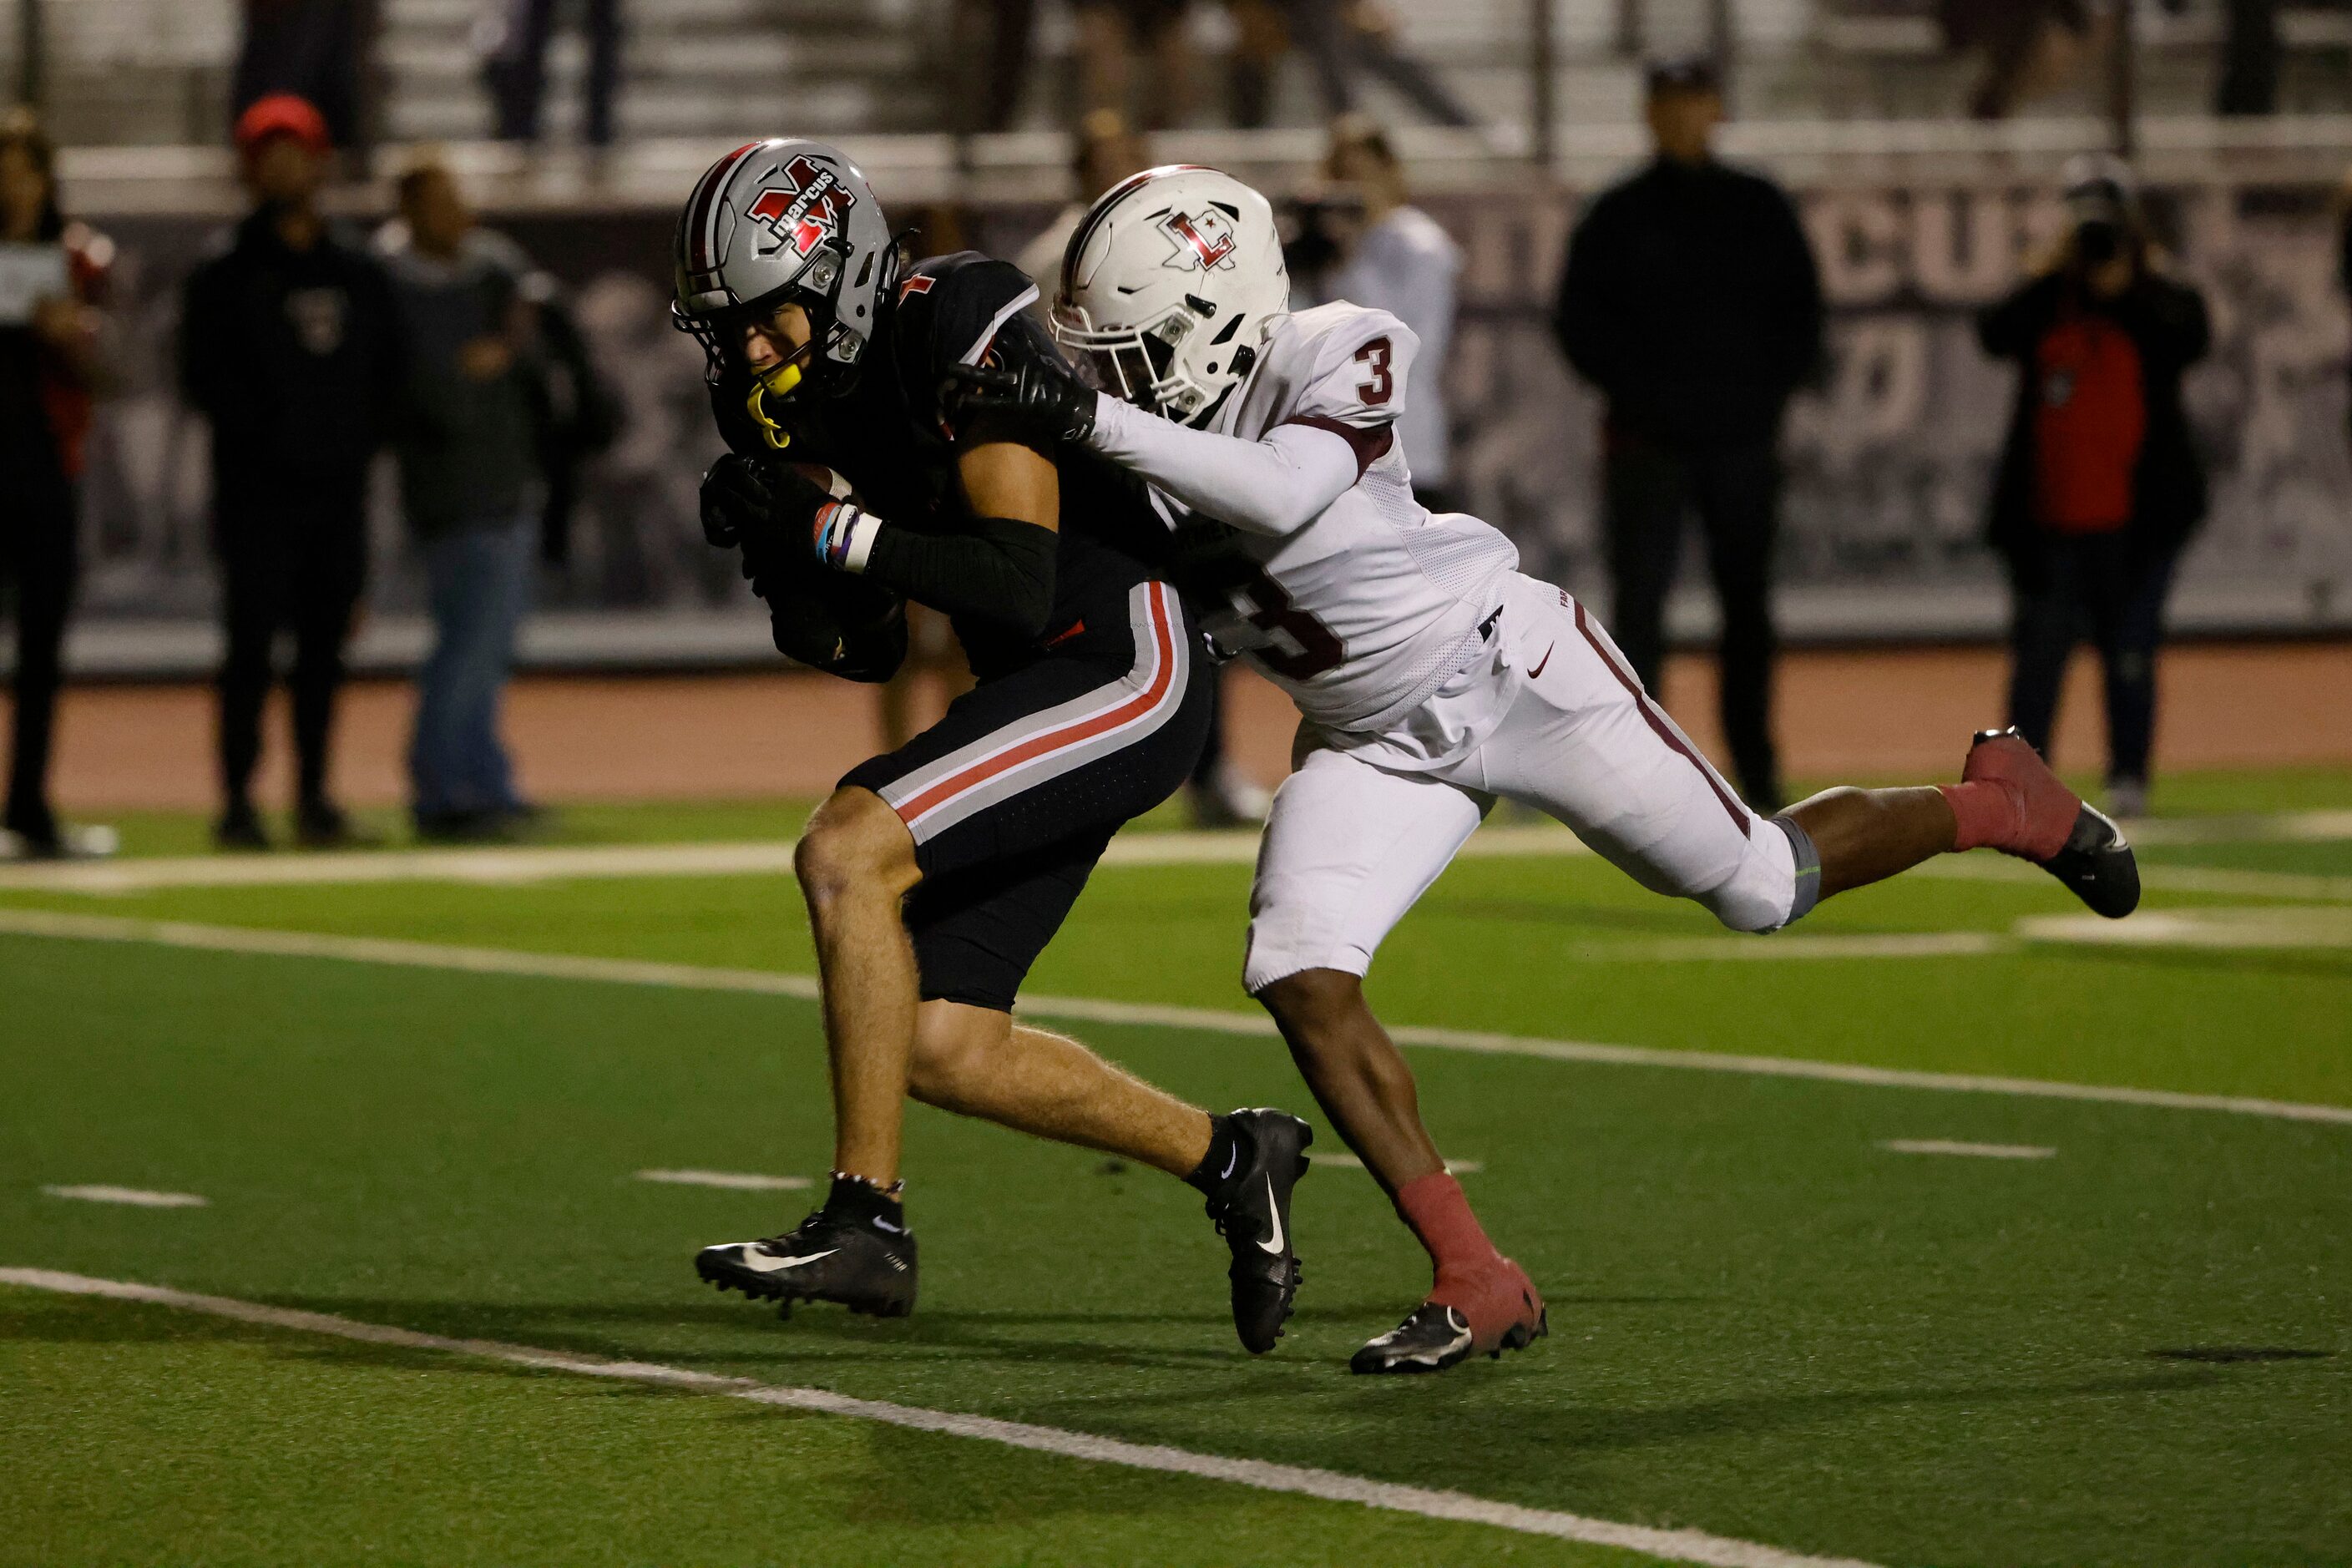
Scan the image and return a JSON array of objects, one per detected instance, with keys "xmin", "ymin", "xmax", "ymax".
[{"xmin": 671, "ymin": 138, "xmax": 897, "ymax": 446}]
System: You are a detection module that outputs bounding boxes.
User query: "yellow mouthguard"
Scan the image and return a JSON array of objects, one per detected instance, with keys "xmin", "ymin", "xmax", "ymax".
[{"xmin": 745, "ymin": 358, "xmax": 804, "ymax": 451}]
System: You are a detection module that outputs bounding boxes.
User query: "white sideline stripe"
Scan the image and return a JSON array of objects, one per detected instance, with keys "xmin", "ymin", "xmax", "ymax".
[
  {"xmin": 2, "ymin": 820, "xmax": 2344, "ymax": 903},
  {"xmin": 41, "ymin": 1185, "xmax": 209, "ymax": 1208},
  {"xmin": 1878, "ymin": 1140, "xmax": 2056, "ymax": 1160},
  {"xmin": 1577, "ymin": 932, "xmax": 2010, "ymax": 962},
  {"xmin": 1312, "ymin": 1154, "xmax": 1485, "ymax": 1175},
  {"xmin": 1911, "ymin": 853, "xmax": 2352, "ymax": 904},
  {"xmin": 2016, "ymin": 906, "xmax": 2352, "ymax": 950},
  {"xmin": 2126, "ymin": 809, "xmax": 2352, "ymax": 845},
  {"xmin": 0, "ymin": 1267, "xmax": 1884, "ymax": 1568},
  {"xmin": 635, "ymin": 1169, "xmax": 812, "ymax": 1191},
  {"xmin": 3, "ymin": 905, "xmax": 2348, "ymax": 1127}
]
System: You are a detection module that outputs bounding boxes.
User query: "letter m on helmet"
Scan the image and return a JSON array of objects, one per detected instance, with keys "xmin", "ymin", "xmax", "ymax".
[{"xmin": 746, "ymin": 155, "xmax": 857, "ymax": 258}]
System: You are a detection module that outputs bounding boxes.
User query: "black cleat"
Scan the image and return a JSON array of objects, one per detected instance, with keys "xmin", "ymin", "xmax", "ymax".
[
  {"xmin": 695, "ymin": 1205, "xmax": 918, "ymax": 1319},
  {"xmin": 1351, "ymin": 1297, "xmax": 1549, "ymax": 1376},
  {"xmin": 2041, "ymin": 798, "xmax": 2141, "ymax": 919},
  {"xmin": 1201, "ymin": 1108, "xmax": 1312, "ymax": 1353}
]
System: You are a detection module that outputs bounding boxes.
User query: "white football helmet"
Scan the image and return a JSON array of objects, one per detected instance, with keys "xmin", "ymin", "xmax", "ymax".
[{"xmin": 1053, "ymin": 164, "xmax": 1290, "ymax": 423}]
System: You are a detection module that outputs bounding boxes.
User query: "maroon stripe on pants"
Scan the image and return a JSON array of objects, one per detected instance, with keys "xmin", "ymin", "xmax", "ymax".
[{"xmin": 1572, "ymin": 601, "xmax": 1752, "ymax": 838}]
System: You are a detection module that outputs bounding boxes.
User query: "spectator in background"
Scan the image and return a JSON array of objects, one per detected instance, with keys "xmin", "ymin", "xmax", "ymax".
[
  {"xmin": 1938, "ymin": 0, "xmax": 2092, "ymax": 120},
  {"xmin": 180, "ymin": 95, "xmax": 401, "ymax": 850},
  {"xmin": 1308, "ymin": 114, "xmax": 1461, "ymax": 512},
  {"xmin": 1277, "ymin": 0, "xmax": 1475, "ymax": 127},
  {"xmin": 1017, "ymin": 109, "xmax": 1149, "ymax": 300},
  {"xmin": 377, "ymin": 154, "xmax": 545, "ymax": 841},
  {"xmin": 1978, "ymin": 157, "xmax": 2210, "ymax": 820},
  {"xmin": 1075, "ymin": 0, "xmax": 1196, "ymax": 130},
  {"xmin": 0, "ymin": 110, "xmax": 116, "ymax": 860},
  {"xmin": 235, "ymin": 0, "xmax": 378, "ymax": 150},
  {"xmin": 948, "ymin": 0, "xmax": 1039, "ymax": 134},
  {"xmin": 483, "ymin": 0, "xmax": 623, "ymax": 146},
  {"xmin": 1553, "ymin": 58, "xmax": 1821, "ymax": 813}
]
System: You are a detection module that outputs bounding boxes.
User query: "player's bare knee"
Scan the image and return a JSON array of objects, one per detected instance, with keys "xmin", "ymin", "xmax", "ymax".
[
  {"xmin": 907, "ymin": 1004, "xmax": 1009, "ymax": 1110},
  {"xmin": 796, "ymin": 789, "xmax": 918, "ymax": 911},
  {"xmin": 1257, "ymin": 967, "xmax": 1367, "ymax": 1039}
]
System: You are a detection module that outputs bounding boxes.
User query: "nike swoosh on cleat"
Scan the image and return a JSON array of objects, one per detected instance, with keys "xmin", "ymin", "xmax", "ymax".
[
  {"xmin": 1528, "ymin": 643, "xmax": 1554, "ymax": 680},
  {"xmin": 1220, "ymin": 1145, "xmax": 1239, "ymax": 1181},
  {"xmin": 1255, "ymin": 1174, "xmax": 1285, "ymax": 1255},
  {"xmin": 739, "ymin": 1248, "xmax": 837, "ymax": 1273}
]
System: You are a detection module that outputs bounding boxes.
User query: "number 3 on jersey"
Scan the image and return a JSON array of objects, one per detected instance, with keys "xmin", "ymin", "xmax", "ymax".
[
  {"xmin": 1353, "ymin": 337, "xmax": 1393, "ymax": 405},
  {"xmin": 1186, "ymin": 550, "xmax": 1343, "ymax": 680}
]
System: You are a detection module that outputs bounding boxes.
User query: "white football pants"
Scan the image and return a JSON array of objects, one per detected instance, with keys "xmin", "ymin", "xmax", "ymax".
[{"xmin": 1244, "ymin": 574, "xmax": 1804, "ymax": 994}]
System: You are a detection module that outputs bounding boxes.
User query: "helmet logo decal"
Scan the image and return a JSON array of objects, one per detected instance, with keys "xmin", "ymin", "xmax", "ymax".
[
  {"xmin": 1157, "ymin": 209, "xmax": 1237, "ymax": 272},
  {"xmin": 746, "ymin": 155, "xmax": 858, "ymax": 260}
]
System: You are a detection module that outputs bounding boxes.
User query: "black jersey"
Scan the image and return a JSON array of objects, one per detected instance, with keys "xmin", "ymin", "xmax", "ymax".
[{"xmin": 715, "ymin": 250, "xmax": 1165, "ymax": 683}]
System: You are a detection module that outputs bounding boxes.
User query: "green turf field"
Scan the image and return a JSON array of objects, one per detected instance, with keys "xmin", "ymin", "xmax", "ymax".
[{"xmin": 4, "ymin": 772, "xmax": 2348, "ymax": 1566}]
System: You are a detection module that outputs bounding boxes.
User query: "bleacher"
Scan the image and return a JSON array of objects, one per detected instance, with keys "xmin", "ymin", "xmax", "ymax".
[{"xmin": 11, "ymin": 0, "xmax": 2352, "ymax": 153}]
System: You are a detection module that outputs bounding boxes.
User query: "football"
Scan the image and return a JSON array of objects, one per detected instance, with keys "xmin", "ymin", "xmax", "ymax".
[{"xmin": 792, "ymin": 462, "xmax": 856, "ymax": 503}]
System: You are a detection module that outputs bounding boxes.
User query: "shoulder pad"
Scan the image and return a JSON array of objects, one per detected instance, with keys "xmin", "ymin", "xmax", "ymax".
[{"xmin": 895, "ymin": 251, "xmax": 1043, "ymax": 374}]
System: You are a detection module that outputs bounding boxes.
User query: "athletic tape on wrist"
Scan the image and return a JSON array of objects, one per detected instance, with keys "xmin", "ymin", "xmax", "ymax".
[{"xmin": 812, "ymin": 501, "xmax": 882, "ymax": 574}]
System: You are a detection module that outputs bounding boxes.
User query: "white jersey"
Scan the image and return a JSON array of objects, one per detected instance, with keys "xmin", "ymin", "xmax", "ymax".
[{"xmin": 1145, "ymin": 301, "xmax": 1518, "ymax": 737}]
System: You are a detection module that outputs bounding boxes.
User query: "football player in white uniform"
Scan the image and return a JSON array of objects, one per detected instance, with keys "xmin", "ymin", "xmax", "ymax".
[{"xmin": 957, "ymin": 165, "xmax": 2139, "ymax": 1375}]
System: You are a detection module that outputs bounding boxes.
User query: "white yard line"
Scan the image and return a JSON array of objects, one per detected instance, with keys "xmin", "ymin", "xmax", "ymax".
[
  {"xmin": 3, "ymin": 906, "xmax": 2348, "ymax": 1127},
  {"xmin": 41, "ymin": 1185, "xmax": 209, "ymax": 1208},
  {"xmin": 1312, "ymin": 1154, "xmax": 1485, "ymax": 1175},
  {"xmin": 2125, "ymin": 809, "xmax": 2352, "ymax": 845},
  {"xmin": 2016, "ymin": 907, "xmax": 2352, "ymax": 950},
  {"xmin": 0, "ymin": 1267, "xmax": 1884, "ymax": 1568},
  {"xmin": 1878, "ymin": 1141, "xmax": 2056, "ymax": 1160},
  {"xmin": 635, "ymin": 1169, "xmax": 812, "ymax": 1191},
  {"xmin": 3, "ymin": 813, "xmax": 2344, "ymax": 900}
]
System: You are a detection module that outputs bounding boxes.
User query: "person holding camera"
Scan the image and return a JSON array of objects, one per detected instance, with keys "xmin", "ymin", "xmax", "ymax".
[
  {"xmin": 1978, "ymin": 156, "xmax": 2210, "ymax": 820},
  {"xmin": 0, "ymin": 110, "xmax": 115, "ymax": 860}
]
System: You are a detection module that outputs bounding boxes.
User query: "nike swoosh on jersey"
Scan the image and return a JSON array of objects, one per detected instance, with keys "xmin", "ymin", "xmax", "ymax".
[
  {"xmin": 1528, "ymin": 643, "xmax": 1555, "ymax": 680},
  {"xmin": 739, "ymin": 1247, "xmax": 838, "ymax": 1273},
  {"xmin": 1255, "ymin": 1173, "xmax": 1286, "ymax": 1255}
]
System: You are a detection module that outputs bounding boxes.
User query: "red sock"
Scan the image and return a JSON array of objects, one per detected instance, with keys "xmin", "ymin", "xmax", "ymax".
[
  {"xmin": 1943, "ymin": 780, "xmax": 2041, "ymax": 855},
  {"xmin": 1394, "ymin": 1171, "xmax": 1501, "ymax": 1282}
]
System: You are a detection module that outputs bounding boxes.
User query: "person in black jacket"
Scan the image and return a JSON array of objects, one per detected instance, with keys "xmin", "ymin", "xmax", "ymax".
[
  {"xmin": 1553, "ymin": 57, "xmax": 1823, "ymax": 812},
  {"xmin": 0, "ymin": 110, "xmax": 117, "ymax": 860},
  {"xmin": 180, "ymin": 94, "xmax": 402, "ymax": 850},
  {"xmin": 1978, "ymin": 157, "xmax": 2209, "ymax": 820}
]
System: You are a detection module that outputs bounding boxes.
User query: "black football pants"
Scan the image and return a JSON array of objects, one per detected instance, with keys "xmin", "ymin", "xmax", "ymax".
[
  {"xmin": 2, "ymin": 465, "xmax": 76, "ymax": 841},
  {"xmin": 1602, "ymin": 431, "xmax": 1783, "ymax": 812},
  {"xmin": 2005, "ymin": 531, "xmax": 2178, "ymax": 787},
  {"xmin": 214, "ymin": 478, "xmax": 369, "ymax": 812}
]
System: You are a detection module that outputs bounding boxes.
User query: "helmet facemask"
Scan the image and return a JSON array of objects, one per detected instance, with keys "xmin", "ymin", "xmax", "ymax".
[
  {"xmin": 1053, "ymin": 296, "xmax": 1250, "ymax": 425},
  {"xmin": 672, "ymin": 245, "xmax": 856, "ymax": 450}
]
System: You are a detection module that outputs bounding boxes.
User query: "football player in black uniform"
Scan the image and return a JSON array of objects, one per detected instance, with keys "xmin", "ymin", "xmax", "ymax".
[{"xmin": 671, "ymin": 139, "xmax": 1311, "ymax": 1353}]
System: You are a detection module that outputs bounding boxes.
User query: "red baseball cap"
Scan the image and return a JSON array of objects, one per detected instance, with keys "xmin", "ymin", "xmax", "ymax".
[{"xmin": 234, "ymin": 94, "xmax": 331, "ymax": 157}]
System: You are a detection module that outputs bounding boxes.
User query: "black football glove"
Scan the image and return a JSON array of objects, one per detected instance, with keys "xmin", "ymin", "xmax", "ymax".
[
  {"xmin": 944, "ymin": 354, "xmax": 1098, "ymax": 447},
  {"xmin": 699, "ymin": 451, "xmax": 839, "ymax": 593}
]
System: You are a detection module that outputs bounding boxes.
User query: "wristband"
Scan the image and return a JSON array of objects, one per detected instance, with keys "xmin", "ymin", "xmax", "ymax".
[{"xmin": 812, "ymin": 500, "xmax": 883, "ymax": 574}]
